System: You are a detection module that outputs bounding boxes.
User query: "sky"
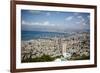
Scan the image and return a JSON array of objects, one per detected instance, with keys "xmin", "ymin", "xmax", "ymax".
[{"xmin": 21, "ymin": 10, "xmax": 90, "ymax": 32}]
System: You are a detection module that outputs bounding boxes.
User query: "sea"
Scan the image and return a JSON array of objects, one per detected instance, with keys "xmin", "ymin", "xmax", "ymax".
[{"xmin": 21, "ymin": 31, "xmax": 69, "ymax": 41}]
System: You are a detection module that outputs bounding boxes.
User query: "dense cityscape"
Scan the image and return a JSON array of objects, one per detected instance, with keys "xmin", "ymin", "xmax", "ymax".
[{"xmin": 21, "ymin": 32, "xmax": 90, "ymax": 62}]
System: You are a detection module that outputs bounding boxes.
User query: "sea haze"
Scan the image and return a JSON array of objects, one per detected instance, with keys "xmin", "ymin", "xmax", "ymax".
[
  {"xmin": 21, "ymin": 29, "xmax": 90, "ymax": 41},
  {"xmin": 21, "ymin": 31, "xmax": 70, "ymax": 40}
]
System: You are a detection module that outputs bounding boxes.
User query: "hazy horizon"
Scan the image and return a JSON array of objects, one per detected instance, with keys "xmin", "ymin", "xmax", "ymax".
[{"xmin": 21, "ymin": 10, "xmax": 90, "ymax": 33}]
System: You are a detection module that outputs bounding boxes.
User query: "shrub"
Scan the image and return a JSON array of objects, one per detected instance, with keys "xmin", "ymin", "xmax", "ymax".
[{"xmin": 22, "ymin": 54, "xmax": 55, "ymax": 63}]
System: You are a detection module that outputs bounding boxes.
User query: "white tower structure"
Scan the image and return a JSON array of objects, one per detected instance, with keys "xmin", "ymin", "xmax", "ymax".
[{"xmin": 62, "ymin": 43, "xmax": 67, "ymax": 57}]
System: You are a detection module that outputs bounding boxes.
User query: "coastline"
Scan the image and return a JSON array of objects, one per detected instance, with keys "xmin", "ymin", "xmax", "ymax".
[{"xmin": 21, "ymin": 32, "xmax": 90, "ymax": 62}]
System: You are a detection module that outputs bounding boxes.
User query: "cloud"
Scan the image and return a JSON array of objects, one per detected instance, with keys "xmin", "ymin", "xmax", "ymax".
[
  {"xmin": 77, "ymin": 15, "xmax": 83, "ymax": 19},
  {"xmin": 77, "ymin": 16, "xmax": 85, "ymax": 22},
  {"xmin": 44, "ymin": 21, "xmax": 49, "ymax": 25},
  {"xmin": 41, "ymin": 21, "xmax": 54, "ymax": 26},
  {"xmin": 87, "ymin": 15, "xmax": 90, "ymax": 19},
  {"xmin": 22, "ymin": 20, "xmax": 26, "ymax": 24},
  {"xmin": 32, "ymin": 22, "xmax": 40, "ymax": 25},
  {"xmin": 22, "ymin": 20, "xmax": 31, "ymax": 25},
  {"xmin": 82, "ymin": 23, "xmax": 87, "ymax": 25},
  {"xmin": 75, "ymin": 21, "xmax": 81, "ymax": 24},
  {"xmin": 28, "ymin": 10, "xmax": 41, "ymax": 15},
  {"xmin": 22, "ymin": 20, "xmax": 55, "ymax": 26},
  {"xmin": 46, "ymin": 12, "xmax": 51, "ymax": 16},
  {"xmin": 76, "ymin": 21, "xmax": 86, "ymax": 26},
  {"xmin": 65, "ymin": 16, "xmax": 73, "ymax": 21},
  {"xmin": 73, "ymin": 13, "xmax": 79, "ymax": 16},
  {"xmin": 42, "ymin": 21, "xmax": 55, "ymax": 26},
  {"xmin": 75, "ymin": 15, "xmax": 88, "ymax": 26},
  {"xmin": 81, "ymin": 18, "xmax": 85, "ymax": 22}
]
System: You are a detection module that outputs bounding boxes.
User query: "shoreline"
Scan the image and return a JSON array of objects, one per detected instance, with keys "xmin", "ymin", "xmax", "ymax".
[{"xmin": 21, "ymin": 32, "xmax": 90, "ymax": 62}]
